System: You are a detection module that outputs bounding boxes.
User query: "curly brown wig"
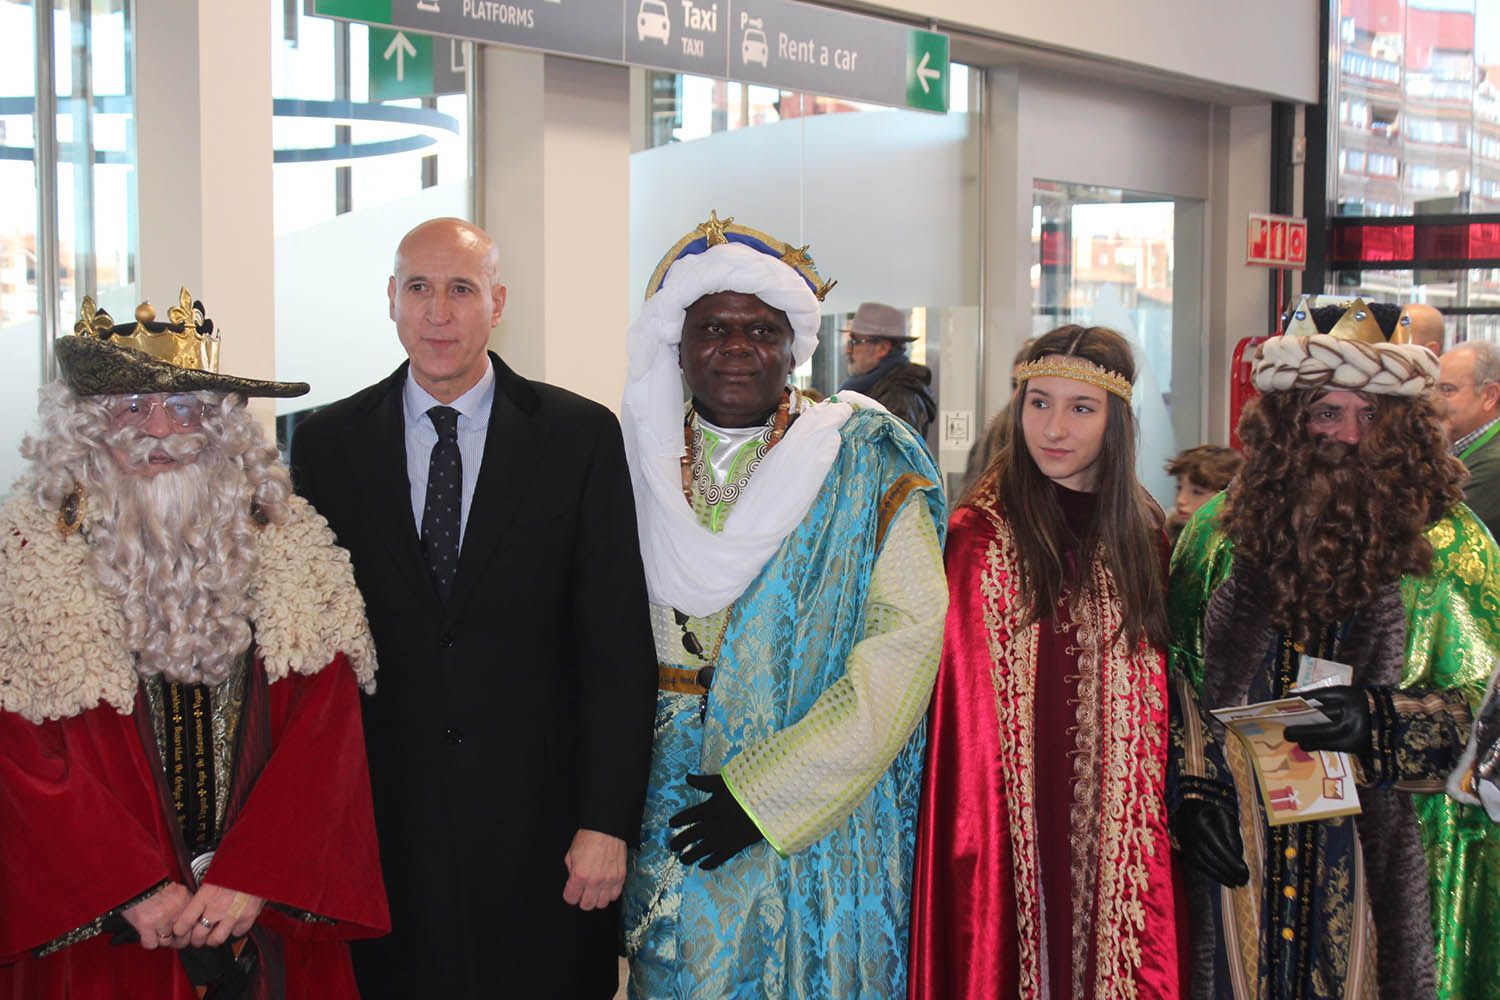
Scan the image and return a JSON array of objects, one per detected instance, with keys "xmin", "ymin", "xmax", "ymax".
[{"xmin": 1222, "ymin": 389, "xmax": 1465, "ymax": 643}]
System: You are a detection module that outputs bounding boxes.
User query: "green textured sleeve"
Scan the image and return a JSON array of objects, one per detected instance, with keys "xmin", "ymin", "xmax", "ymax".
[
  {"xmin": 1400, "ymin": 504, "xmax": 1500, "ymax": 701},
  {"xmin": 721, "ymin": 499, "xmax": 947, "ymax": 856},
  {"xmin": 1167, "ymin": 492, "xmax": 1235, "ymax": 694}
]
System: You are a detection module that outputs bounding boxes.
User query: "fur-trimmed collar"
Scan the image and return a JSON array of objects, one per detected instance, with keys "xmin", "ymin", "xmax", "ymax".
[{"xmin": 0, "ymin": 492, "xmax": 377, "ymax": 723}]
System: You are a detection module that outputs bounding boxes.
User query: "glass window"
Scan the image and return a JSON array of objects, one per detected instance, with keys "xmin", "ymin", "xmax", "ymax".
[
  {"xmin": 1030, "ymin": 181, "xmax": 1203, "ymax": 505},
  {"xmin": 0, "ymin": 0, "xmax": 135, "ymax": 492},
  {"xmin": 272, "ymin": 4, "xmax": 474, "ymax": 424}
]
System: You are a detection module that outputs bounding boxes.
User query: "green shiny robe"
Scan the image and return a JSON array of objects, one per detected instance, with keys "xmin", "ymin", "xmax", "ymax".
[{"xmin": 1169, "ymin": 493, "xmax": 1500, "ymax": 999}]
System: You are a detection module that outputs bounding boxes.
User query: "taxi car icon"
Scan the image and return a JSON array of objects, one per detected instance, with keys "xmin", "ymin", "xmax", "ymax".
[
  {"xmin": 742, "ymin": 20, "xmax": 769, "ymax": 67},
  {"xmin": 638, "ymin": 0, "xmax": 671, "ymax": 44}
]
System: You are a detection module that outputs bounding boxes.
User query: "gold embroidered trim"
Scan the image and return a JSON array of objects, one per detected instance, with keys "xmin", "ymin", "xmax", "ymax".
[
  {"xmin": 1015, "ymin": 356, "xmax": 1133, "ymax": 403},
  {"xmin": 876, "ymin": 473, "xmax": 933, "ymax": 550},
  {"xmin": 973, "ymin": 494, "xmax": 1045, "ymax": 991},
  {"xmin": 971, "ymin": 493, "xmax": 1164, "ymax": 997},
  {"xmin": 1066, "ymin": 585, "xmax": 1104, "ymax": 996}
]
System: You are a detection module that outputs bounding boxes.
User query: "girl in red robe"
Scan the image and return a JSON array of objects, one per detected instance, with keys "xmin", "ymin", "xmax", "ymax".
[{"xmin": 909, "ymin": 325, "xmax": 1179, "ymax": 999}]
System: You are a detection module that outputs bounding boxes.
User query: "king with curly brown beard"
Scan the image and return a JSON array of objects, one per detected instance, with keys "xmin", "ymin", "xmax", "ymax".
[{"xmin": 1166, "ymin": 299, "xmax": 1500, "ymax": 1000}]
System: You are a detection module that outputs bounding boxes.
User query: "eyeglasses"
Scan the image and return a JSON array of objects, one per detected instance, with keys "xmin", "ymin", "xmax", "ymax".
[
  {"xmin": 107, "ymin": 393, "xmax": 206, "ymax": 430},
  {"xmin": 846, "ymin": 334, "xmax": 883, "ymax": 347}
]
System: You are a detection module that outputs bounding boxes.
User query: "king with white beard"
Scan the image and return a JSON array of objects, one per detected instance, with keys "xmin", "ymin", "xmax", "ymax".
[{"xmin": 0, "ymin": 290, "xmax": 390, "ymax": 999}]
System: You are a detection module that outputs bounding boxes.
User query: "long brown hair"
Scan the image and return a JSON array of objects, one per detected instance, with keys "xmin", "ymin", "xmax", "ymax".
[
  {"xmin": 1222, "ymin": 388, "xmax": 1463, "ymax": 643},
  {"xmin": 975, "ymin": 325, "xmax": 1168, "ymax": 650}
]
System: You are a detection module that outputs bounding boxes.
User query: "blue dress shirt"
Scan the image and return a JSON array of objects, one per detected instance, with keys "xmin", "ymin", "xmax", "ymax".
[{"xmin": 403, "ymin": 359, "xmax": 496, "ymax": 550}]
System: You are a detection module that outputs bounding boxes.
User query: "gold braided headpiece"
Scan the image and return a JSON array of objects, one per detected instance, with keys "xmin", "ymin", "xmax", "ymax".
[{"xmin": 1015, "ymin": 355, "xmax": 1133, "ymax": 404}]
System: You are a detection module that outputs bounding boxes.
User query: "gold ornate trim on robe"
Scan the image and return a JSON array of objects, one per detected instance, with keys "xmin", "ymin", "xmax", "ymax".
[{"xmin": 972, "ymin": 494, "xmax": 1167, "ymax": 997}]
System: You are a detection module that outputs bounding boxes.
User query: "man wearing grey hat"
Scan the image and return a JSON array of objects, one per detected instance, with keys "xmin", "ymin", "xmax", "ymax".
[{"xmin": 839, "ymin": 302, "xmax": 937, "ymax": 438}]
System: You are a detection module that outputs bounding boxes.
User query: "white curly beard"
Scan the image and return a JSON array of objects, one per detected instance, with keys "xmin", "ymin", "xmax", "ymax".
[{"xmin": 84, "ymin": 433, "xmax": 257, "ymax": 687}]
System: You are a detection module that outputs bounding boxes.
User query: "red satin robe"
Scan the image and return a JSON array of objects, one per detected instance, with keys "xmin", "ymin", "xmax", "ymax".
[
  {"xmin": 908, "ymin": 490, "xmax": 1179, "ymax": 999},
  {"xmin": 0, "ymin": 654, "xmax": 389, "ymax": 999}
]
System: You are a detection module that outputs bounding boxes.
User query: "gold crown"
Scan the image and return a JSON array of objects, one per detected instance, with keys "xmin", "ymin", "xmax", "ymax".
[
  {"xmin": 1014, "ymin": 355, "xmax": 1133, "ymax": 404},
  {"xmin": 1282, "ymin": 295, "xmax": 1416, "ymax": 345},
  {"xmin": 646, "ymin": 210, "xmax": 837, "ymax": 302},
  {"xmin": 73, "ymin": 287, "xmax": 221, "ymax": 374}
]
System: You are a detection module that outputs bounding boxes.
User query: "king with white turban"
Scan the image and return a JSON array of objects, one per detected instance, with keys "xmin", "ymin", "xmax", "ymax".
[{"xmin": 618, "ymin": 213, "xmax": 949, "ymax": 998}]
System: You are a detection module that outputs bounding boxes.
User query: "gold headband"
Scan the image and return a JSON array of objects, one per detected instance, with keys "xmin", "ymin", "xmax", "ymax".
[{"xmin": 1014, "ymin": 356, "xmax": 1133, "ymax": 404}]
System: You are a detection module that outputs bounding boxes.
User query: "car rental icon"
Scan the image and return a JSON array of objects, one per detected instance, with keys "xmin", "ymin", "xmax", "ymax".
[
  {"xmin": 638, "ymin": 0, "xmax": 671, "ymax": 44},
  {"xmin": 742, "ymin": 18, "xmax": 768, "ymax": 67}
]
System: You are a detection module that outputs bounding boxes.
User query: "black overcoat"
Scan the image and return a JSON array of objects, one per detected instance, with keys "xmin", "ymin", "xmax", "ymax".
[{"xmin": 290, "ymin": 353, "xmax": 657, "ymax": 999}]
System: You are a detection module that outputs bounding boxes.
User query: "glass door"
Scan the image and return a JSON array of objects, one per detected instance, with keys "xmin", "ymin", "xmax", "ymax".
[{"xmin": 1031, "ymin": 180, "xmax": 1205, "ymax": 506}]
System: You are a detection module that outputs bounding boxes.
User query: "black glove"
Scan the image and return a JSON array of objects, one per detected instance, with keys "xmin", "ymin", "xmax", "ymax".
[
  {"xmin": 1172, "ymin": 798, "xmax": 1250, "ymax": 887},
  {"xmin": 668, "ymin": 773, "xmax": 764, "ymax": 870},
  {"xmin": 1284, "ymin": 685, "xmax": 1371, "ymax": 755}
]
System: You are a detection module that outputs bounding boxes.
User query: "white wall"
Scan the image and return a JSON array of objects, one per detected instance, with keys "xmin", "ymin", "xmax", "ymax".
[
  {"xmin": 868, "ymin": 0, "xmax": 1318, "ymax": 103},
  {"xmin": 485, "ymin": 51, "xmax": 633, "ymax": 411},
  {"xmin": 136, "ymin": 1, "xmax": 276, "ymax": 430}
]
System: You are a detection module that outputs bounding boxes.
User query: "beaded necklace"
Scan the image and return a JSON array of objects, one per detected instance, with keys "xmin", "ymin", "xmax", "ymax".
[
  {"xmin": 679, "ymin": 387, "xmax": 793, "ymax": 505},
  {"xmin": 673, "ymin": 387, "xmax": 794, "ymax": 666}
]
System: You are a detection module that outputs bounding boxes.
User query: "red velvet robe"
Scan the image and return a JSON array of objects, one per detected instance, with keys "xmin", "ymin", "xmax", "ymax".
[
  {"xmin": 908, "ymin": 492, "xmax": 1179, "ymax": 999},
  {"xmin": 0, "ymin": 654, "xmax": 389, "ymax": 999}
]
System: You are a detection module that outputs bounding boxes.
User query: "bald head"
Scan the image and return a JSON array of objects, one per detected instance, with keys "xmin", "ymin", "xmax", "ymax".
[
  {"xmin": 387, "ymin": 216, "xmax": 507, "ymax": 403},
  {"xmin": 394, "ymin": 217, "xmax": 500, "ymax": 286},
  {"xmin": 1436, "ymin": 339, "xmax": 1500, "ymax": 440},
  {"xmin": 1403, "ymin": 303, "xmax": 1445, "ymax": 353}
]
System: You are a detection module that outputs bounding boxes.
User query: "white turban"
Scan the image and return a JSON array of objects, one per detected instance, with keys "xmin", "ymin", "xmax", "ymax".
[{"xmin": 621, "ymin": 241, "xmax": 865, "ymax": 616}]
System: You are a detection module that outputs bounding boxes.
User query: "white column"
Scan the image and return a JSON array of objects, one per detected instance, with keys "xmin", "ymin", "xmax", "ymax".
[
  {"xmin": 483, "ymin": 49, "xmax": 631, "ymax": 412},
  {"xmin": 134, "ymin": 1, "xmax": 275, "ymax": 425},
  {"xmin": 1206, "ymin": 103, "xmax": 1272, "ymax": 444}
]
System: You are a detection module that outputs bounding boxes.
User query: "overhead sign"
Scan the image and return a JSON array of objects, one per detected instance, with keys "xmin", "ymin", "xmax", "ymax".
[
  {"xmin": 369, "ymin": 28, "xmax": 468, "ymax": 100},
  {"xmin": 309, "ymin": 0, "xmax": 949, "ymax": 112},
  {"xmin": 1247, "ymin": 212, "xmax": 1308, "ymax": 269},
  {"xmin": 728, "ymin": 0, "xmax": 947, "ymax": 111}
]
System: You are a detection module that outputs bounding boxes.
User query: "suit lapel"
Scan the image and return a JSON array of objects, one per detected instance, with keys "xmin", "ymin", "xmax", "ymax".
[
  {"xmin": 446, "ymin": 354, "xmax": 546, "ymax": 622},
  {"xmin": 343, "ymin": 365, "xmax": 436, "ymax": 608}
]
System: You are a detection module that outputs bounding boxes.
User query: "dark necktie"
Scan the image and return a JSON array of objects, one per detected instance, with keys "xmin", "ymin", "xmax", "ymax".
[{"xmin": 421, "ymin": 405, "xmax": 462, "ymax": 601}]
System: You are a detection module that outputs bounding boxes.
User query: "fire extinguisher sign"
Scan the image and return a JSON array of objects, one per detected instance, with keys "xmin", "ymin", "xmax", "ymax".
[{"xmin": 1247, "ymin": 212, "xmax": 1308, "ymax": 269}]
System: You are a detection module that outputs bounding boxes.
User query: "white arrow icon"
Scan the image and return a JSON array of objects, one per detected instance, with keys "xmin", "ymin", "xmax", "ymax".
[
  {"xmin": 916, "ymin": 50, "xmax": 941, "ymax": 93},
  {"xmin": 384, "ymin": 31, "xmax": 418, "ymax": 82}
]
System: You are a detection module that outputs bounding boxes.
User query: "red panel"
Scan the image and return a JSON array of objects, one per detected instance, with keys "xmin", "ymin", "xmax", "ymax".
[
  {"xmin": 1343, "ymin": 0, "xmax": 1402, "ymax": 34},
  {"xmin": 1407, "ymin": 7, "xmax": 1474, "ymax": 57},
  {"xmin": 1329, "ymin": 223, "xmax": 1415, "ymax": 262}
]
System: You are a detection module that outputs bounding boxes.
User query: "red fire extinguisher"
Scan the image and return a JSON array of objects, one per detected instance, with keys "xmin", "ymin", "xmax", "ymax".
[{"xmin": 1228, "ymin": 335, "xmax": 1267, "ymax": 451}]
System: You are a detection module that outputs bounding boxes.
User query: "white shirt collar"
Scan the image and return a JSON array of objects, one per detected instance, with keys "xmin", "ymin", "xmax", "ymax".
[{"xmin": 403, "ymin": 358, "xmax": 496, "ymax": 429}]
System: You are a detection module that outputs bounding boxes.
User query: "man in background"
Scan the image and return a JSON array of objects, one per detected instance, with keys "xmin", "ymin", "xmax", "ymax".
[
  {"xmin": 1436, "ymin": 338, "xmax": 1500, "ymax": 539},
  {"xmin": 840, "ymin": 301, "xmax": 937, "ymax": 438},
  {"xmin": 1403, "ymin": 302, "xmax": 1446, "ymax": 353}
]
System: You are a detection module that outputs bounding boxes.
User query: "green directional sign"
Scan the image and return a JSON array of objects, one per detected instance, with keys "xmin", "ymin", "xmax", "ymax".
[
  {"xmin": 369, "ymin": 27, "xmax": 433, "ymax": 101},
  {"xmin": 905, "ymin": 30, "xmax": 949, "ymax": 113}
]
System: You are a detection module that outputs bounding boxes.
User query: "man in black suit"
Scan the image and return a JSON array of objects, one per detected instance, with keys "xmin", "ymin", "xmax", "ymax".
[{"xmin": 289, "ymin": 217, "xmax": 657, "ymax": 998}]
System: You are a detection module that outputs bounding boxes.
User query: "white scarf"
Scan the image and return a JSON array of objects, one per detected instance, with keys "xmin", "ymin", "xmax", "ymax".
[{"xmin": 621, "ymin": 242, "xmax": 872, "ymax": 616}]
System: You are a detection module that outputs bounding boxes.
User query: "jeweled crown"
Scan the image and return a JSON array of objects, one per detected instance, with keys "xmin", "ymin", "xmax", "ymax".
[{"xmin": 73, "ymin": 287, "xmax": 221, "ymax": 375}]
